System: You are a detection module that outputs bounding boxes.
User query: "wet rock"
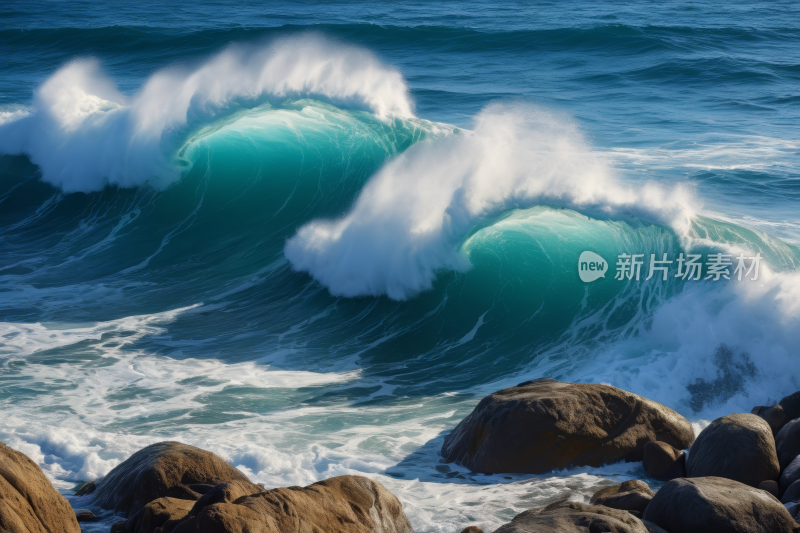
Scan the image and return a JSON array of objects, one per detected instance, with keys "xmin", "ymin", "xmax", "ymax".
[
  {"xmin": 642, "ymin": 441, "xmax": 685, "ymax": 479},
  {"xmin": 759, "ymin": 479, "xmax": 780, "ymax": 498},
  {"xmin": 0, "ymin": 440, "xmax": 81, "ymax": 533},
  {"xmin": 777, "ymin": 420, "xmax": 800, "ymax": 468},
  {"xmin": 782, "ymin": 479, "xmax": 800, "ymax": 504},
  {"xmin": 87, "ymin": 441, "xmax": 251, "ymax": 516},
  {"xmin": 493, "ymin": 500, "xmax": 649, "ymax": 533},
  {"xmin": 441, "ymin": 380, "xmax": 694, "ymax": 474},
  {"xmin": 590, "ymin": 480, "xmax": 654, "ymax": 504},
  {"xmin": 642, "ymin": 476, "xmax": 799, "ymax": 533},
  {"xmin": 685, "ymin": 413, "xmax": 779, "ymax": 487},
  {"xmin": 459, "ymin": 527, "xmax": 484, "ymax": 533},
  {"xmin": 75, "ymin": 509, "xmax": 98, "ymax": 522}
]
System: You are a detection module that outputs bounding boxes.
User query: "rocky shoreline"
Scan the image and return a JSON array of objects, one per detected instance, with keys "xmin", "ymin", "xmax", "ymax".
[{"xmin": 2, "ymin": 379, "xmax": 800, "ymax": 532}]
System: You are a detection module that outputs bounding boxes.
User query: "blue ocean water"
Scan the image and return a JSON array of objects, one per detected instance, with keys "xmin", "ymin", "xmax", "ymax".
[{"xmin": 1, "ymin": 2, "xmax": 799, "ymax": 531}]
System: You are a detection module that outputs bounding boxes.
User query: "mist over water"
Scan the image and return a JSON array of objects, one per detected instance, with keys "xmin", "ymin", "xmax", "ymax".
[{"xmin": 1, "ymin": 1, "xmax": 800, "ymax": 532}]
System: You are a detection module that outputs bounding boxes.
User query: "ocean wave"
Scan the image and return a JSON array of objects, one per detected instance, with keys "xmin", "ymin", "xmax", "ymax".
[
  {"xmin": 285, "ymin": 102, "xmax": 697, "ymax": 300},
  {"xmin": 0, "ymin": 34, "xmax": 413, "ymax": 192}
]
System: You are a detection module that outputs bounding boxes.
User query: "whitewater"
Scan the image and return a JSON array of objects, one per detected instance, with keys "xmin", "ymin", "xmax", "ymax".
[{"xmin": 1, "ymin": 1, "xmax": 800, "ymax": 532}]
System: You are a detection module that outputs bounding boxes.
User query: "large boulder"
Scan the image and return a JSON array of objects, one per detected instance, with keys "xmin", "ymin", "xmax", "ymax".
[
  {"xmin": 0, "ymin": 440, "xmax": 81, "ymax": 533},
  {"xmin": 642, "ymin": 476, "xmax": 799, "ymax": 533},
  {"xmin": 642, "ymin": 441, "xmax": 685, "ymax": 479},
  {"xmin": 685, "ymin": 413, "xmax": 779, "ymax": 487},
  {"xmin": 88, "ymin": 441, "xmax": 251, "ymax": 516},
  {"xmin": 441, "ymin": 380, "xmax": 694, "ymax": 474},
  {"xmin": 493, "ymin": 500, "xmax": 650, "ymax": 533},
  {"xmin": 777, "ymin": 419, "xmax": 800, "ymax": 465},
  {"xmin": 184, "ymin": 475, "xmax": 413, "ymax": 533}
]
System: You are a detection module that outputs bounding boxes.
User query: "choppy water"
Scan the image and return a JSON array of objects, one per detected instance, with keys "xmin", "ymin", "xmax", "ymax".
[{"xmin": 1, "ymin": 2, "xmax": 799, "ymax": 531}]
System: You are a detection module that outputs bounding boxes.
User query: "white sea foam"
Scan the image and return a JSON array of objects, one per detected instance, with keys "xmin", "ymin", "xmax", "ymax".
[
  {"xmin": 0, "ymin": 35, "xmax": 413, "ymax": 192},
  {"xmin": 285, "ymin": 103, "xmax": 697, "ymax": 300}
]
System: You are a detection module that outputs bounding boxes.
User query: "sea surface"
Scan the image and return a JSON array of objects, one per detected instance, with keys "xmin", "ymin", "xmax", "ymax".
[{"xmin": 1, "ymin": 1, "xmax": 799, "ymax": 531}]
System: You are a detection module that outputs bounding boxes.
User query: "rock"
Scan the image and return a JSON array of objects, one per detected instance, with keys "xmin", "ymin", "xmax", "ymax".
[
  {"xmin": 787, "ymin": 502, "xmax": 800, "ymax": 520},
  {"xmin": 640, "ymin": 520, "xmax": 669, "ymax": 533},
  {"xmin": 88, "ymin": 441, "xmax": 251, "ymax": 516},
  {"xmin": 763, "ymin": 404, "xmax": 788, "ymax": 434},
  {"xmin": 493, "ymin": 500, "xmax": 649, "ymax": 533},
  {"xmin": 685, "ymin": 413, "xmax": 779, "ymax": 487},
  {"xmin": 777, "ymin": 420, "xmax": 800, "ymax": 467},
  {"xmin": 111, "ymin": 520, "xmax": 127, "ymax": 533},
  {"xmin": 75, "ymin": 509, "xmax": 98, "ymax": 522},
  {"xmin": 782, "ymin": 479, "xmax": 800, "ymax": 504},
  {"xmin": 642, "ymin": 441, "xmax": 685, "ymax": 479},
  {"xmin": 760, "ymin": 480, "xmax": 780, "ymax": 497},
  {"xmin": 75, "ymin": 480, "xmax": 96, "ymax": 496},
  {"xmin": 780, "ymin": 391, "xmax": 800, "ymax": 422},
  {"xmin": 590, "ymin": 480, "xmax": 654, "ymax": 504},
  {"xmin": 752, "ymin": 405, "xmax": 770, "ymax": 416},
  {"xmin": 594, "ymin": 491, "xmax": 652, "ymax": 513},
  {"xmin": 122, "ymin": 497, "xmax": 194, "ymax": 533},
  {"xmin": 0, "ymin": 440, "xmax": 81, "ymax": 533},
  {"xmin": 782, "ymin": 455, "xmax": 800, "ymax": 491},
  {"xmin": 782, "ymin": 452, "xmax": 795, "ymax": 470},
  {"xmin": 188, "ymin": 479, "xmax": 266, "ymax": 516},
  {"xmin": 182, "ymin": 475, "xmax": 414, "ymax": 533},
  {"xmin": 642, "ymin": 476, "xmax": 799, "ymax": 533},
  {"xmin": 441, "ymin": 380, "xmax": 694, "ymax": 474},
  {"xmin": 459, "ymin": 528, "xmax": 484, "ymax": 533}
]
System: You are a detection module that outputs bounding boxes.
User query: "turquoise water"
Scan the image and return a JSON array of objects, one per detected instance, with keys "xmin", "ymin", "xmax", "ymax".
[{"xmin": 1, "ymin": 2, "xmax": 800, "ymax": 531}]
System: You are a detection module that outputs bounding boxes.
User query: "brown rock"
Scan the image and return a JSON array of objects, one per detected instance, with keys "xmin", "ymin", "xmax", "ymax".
[
  {"xmin": 459, "ymin": 527, "xmax": 484, "ymax": 533},
  {"xmin": 642, "ymin": 441, "xmax": 685, "ymax": 479},
  {"xmin": 164, "ymin": 475, "xmax": 412, "ymax": 533},
  {"xmin": 0, "ymin": 440, "xmax": 81, "ymax": 533},
  {"xmin": 122, "ymin": 497, "xmax": 194, "ymax": 533},
  {"xmin": 88, "ymin": 441, "xmax": 251, "ymax": 516},
  {"xmin": 441, "ymin": 380, "xmax": 694, "ymax": 474},
  {"xmin": 188, "ymin": 479, "xmax": 266, "ymax": 517},
  {"xmin": 642, "ymin": 476, "xmax": 799, "ymax": 533},
  {"xmin": 685, "ymin": 413, "xmax": 779, "ymax": 487},
  {"xmin": 590, "ymin": 480, "xmax": 653, "ymax": 504},
  {"xmin": 759, "ymin": 479, "xmax": 779, "ymax": 497},
  {"xmin": 493, "ymin": 500, "xmax": 649, "ymax": 533},
  {"xmin": 594, "ymin": 491, "xmax": 651, "ymax": 513}
]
